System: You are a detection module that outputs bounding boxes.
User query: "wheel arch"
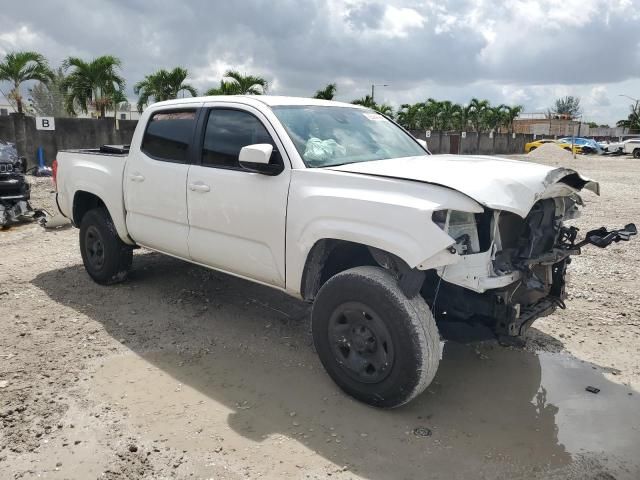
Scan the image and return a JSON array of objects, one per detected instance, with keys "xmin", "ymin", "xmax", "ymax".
[
  {"xmin": 300, "ymin": 239, "xmax": 427, "ymax": 302},
  {"xmin": 72, "ymin": 189, "xmax": 134, "ymax": 245},
  {"xmin": 73, "ymin": 190, "xmax": 107, "ymax": 226}
]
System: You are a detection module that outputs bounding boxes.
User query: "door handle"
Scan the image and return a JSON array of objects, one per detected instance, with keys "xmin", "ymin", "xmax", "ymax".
[
  {"xmin": 129, "ymin": 173, "xmax": 145, "ymax": 182},
  {"xmin": 188, "ymin": 182, "xmax": 211, "ymax": 193}
]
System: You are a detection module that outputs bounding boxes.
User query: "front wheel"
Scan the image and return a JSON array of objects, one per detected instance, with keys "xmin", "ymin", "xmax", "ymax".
[
  {"xmin": 79, "ymin": 208, "xmax": 133, "ymax": 285},
  {"xmin": 633, "ymin": 149, "xmax": 640, "ymax": 159},
  {"xmin": 312, "ymin": 266, "xmax": 440, "ymax": 408}
]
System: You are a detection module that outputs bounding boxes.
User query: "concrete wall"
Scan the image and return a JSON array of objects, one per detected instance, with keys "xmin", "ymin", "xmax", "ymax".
[
  {"xmin": 410, "ymin": 130, "xmax": 532, "ymax": 155},
  {"xmin": 0, "ymin": 114, "xmax": 137, "ymax": 168},
  {"xmin": 0, "ymin": 115, "xmax": 538, "ymax": 168}
]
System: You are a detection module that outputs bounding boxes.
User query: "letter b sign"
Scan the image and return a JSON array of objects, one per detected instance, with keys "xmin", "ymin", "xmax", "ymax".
[{"xmin": 36, "ymin": 117, "xmax": 55, "ymax": 131}]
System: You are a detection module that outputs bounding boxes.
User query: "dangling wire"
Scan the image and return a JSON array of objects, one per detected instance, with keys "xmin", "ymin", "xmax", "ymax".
[{"xmin": 430, "ymin": 266, "xmax": 446, "ymax": 318}]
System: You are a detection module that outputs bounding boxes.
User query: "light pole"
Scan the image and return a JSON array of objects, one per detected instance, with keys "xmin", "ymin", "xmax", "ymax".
[
  {"xmin": 618, "ymin": 94, "xmax": 639, "ymax": 135},
  {"xmin": 371, "ymin": 84, "xmax": 388, "ymax": 104}
]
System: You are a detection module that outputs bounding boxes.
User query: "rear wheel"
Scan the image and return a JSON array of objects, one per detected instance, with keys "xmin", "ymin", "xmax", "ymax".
[
  {"xmin": 79, "ymin": 208, "xmax": 132, "ymax": 285},
  {"xmin": 312, "ymin": 266, "xmax": 440, "ymax": 408},
  {"xmin": 633, "ymin": 149, "xmax": 640, "ymax": 159}
]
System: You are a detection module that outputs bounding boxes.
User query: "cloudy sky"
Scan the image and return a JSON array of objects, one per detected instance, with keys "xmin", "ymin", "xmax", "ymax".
[{"xmin": 1, "ymin": 0, "xmax": 639, "ymax": 124}]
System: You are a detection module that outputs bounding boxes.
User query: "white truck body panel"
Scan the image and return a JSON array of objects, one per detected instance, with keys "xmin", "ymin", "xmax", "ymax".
[
  {"xmin": 330, "ymin": 155, "xmax": 598, "ymax": 218},
  {"xmin": 56, "ymin": 152, "xmax": 132, "ymax": 245},
  {"xmin": 55, "ymin": 95, "xmax": 600, "ymax": 299}
]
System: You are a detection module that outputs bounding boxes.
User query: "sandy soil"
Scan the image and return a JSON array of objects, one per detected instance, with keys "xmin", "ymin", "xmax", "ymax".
[{"xmin": 0, "ymin": 154, "xmax": 639, "ymax": 479}]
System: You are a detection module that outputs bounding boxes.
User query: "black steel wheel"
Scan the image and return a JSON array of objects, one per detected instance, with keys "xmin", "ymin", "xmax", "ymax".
[
  {"xmin": 328, "ymin": 301, "xmax": 395, "ymax": 384},
  {"xmin": 84, "ymin": 225, "xmax": 106, "ymax": 270},
  {"xmin": 79, "ymin": 208, "xmax": 132, "ymax": 285},
  {"xmin": 312, "ymin": 266, "xmax": 440, "ymax": 408}
]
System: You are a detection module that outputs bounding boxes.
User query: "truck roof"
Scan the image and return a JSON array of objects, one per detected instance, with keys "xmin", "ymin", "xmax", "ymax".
[{"xmin": 149, "ymin": 95, "xmax": 365, "ymax": 110}]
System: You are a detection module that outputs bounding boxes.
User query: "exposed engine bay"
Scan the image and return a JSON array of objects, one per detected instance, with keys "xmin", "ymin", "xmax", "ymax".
[
  {"xmin": 0, "ymin": 144, "xmax": 35, "ymax": 227},
  {"xmin": 422, "ymin": 197, "xmax": 637, "ymax": 338}
]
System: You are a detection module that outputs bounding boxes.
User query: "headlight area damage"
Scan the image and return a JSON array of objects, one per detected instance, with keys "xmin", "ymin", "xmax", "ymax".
[
  {"xmin": 0, "ymin": 166, "xmax": 36, "ymax": 227},
  {"xmin": 420, "ymin": 175, "xmax": 637, "ymax": 339}
]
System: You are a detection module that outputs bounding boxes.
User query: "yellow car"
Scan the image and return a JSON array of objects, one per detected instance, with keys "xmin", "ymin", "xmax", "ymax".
[{"xmin": 524, "ymin": 138, "xmax": 582, "ymax": 154}]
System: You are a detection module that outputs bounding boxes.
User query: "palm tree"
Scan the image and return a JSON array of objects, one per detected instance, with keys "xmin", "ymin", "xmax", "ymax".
[
  {"xmin": 313, "ymin": 83, "xmax": 337, "ymax": 100},
  {"xmin": 421, "ymin": 98, "xmax": 442, "ymax": 130},
  {"xmin": 134, "ymin": 67, "xmax": 197, "ymax": 112},
  {"xmin": 61, "ymin": 55, "xmax": 125, "ymax": 118},
  {"xmin": 108, "ymin": 88, "xmax": 129, "ymax": 124},
  {"xmin": 205, "ymin": 70, "xmax": 268, "ymax": 95},
  {"xmin": 0, "ymin": 51, "xmax": 54, "ymax": 114},
  {"xmin": 467, "ymin": 98, "xmax": 491, "ymax": 132},
  {"xmin": 437, "ymin": 101, "xmax": 462, "ymax": 132},
  {"xmin": 503, "ymin": 105, "xmax": 523, "ymax": 133},
  {"xmin": 375, "ymin": 104, "xmax": 393, "ymax": 116},
  {"xmin": 616, "ymin": 102, "xmax": 640, "ymax": 134},
  {"xmin": 396, "ymin": 103, "xmax": 423, "ymax": 130},
  {"xmin": 485, "ymin": 105, "xmax": 508, "ymax": 133},
  {"xmin": 351, "ymin": 95, "xmax": 376, "ymax": 108}
]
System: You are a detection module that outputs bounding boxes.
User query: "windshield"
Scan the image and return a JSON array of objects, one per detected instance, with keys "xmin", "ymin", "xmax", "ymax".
[{"xmin": 272, "ymin": 106, "xmax": 427, "ymax": 168}]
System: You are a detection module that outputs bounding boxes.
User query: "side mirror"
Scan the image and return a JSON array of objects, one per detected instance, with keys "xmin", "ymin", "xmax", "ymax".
[
  {"xmin": 417, "ymin": 139, "xmax": 428, "ymax": 149},
  {"xmin": 239, "ymin": 144, "xmax": 283, "ymax": 175}
]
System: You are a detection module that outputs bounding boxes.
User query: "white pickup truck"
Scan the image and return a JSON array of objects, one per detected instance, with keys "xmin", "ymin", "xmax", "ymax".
[{"xmin": 54, "ymin": 96, "xmax": 636, "ymax": 408}]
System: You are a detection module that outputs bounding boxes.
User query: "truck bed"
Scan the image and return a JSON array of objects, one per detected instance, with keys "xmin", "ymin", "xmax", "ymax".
[
  {"xmin": 56, "ymin": 146, "xmax": 132, "ymax": 244},
  {"xmin": 61, "ymin": 145, "xmax": 130, "ymax": 156}
]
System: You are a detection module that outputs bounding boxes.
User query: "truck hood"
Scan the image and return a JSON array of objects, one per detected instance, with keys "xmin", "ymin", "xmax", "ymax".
[{"xmin": 328, "ymin": 154, "xmax": 599, "ymax": 217}]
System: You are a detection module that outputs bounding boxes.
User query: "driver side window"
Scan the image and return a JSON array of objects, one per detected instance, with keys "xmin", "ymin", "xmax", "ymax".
[{"xmin": 201, "ymin": 109, "xmax": 281, "ymax": 169}]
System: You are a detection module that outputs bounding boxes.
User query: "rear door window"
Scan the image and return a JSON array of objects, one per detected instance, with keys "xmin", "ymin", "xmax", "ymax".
[{"xmin": 141, "ymin": 110, "xmax": 197, "ymax": 162}]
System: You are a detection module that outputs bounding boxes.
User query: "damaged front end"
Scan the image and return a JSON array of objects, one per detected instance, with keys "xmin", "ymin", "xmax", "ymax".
[
  {"xmin": 0, "ymin": 162, "xmax": 33, "ymax": 227},
  {"xmin": 423, "ymin": 195, "xmax": 637, "ymax": 338}
]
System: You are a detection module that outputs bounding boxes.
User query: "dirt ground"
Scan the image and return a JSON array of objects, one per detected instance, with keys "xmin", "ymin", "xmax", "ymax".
[{"xmin": 1, "ymin": 153, "xmax": 639, "ymax": 479}]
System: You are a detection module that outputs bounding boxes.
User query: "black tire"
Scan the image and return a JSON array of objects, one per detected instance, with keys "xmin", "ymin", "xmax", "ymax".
[
  {"xmin": 529, "ymin": 146, "xmax": 537, "ymax": 152},
  {"xmin": 79, "ymin": 208, "xmax": 133, "ymax": 285},
  {"xmin": 633, "ymin": 149, "xmax": 640, "ymax": 159},
  {"xmin": 312, "ymin": 266, "xmax": 440, "ymax": 408}
]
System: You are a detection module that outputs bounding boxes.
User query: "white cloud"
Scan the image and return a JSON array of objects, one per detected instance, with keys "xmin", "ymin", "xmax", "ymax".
[
  {"xmin": 0, "ymin": 0, "xmax": 638, "ymax": 124},
  {"xmin": 380, "ymin": 6, "xmax": 426, "ymax": 38}
]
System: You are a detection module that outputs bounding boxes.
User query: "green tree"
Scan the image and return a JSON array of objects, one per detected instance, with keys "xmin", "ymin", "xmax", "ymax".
[
  {"xmin": 616, "ymin": 101, "xmax": 640, "ymax": 133},
  {"xmin": 436, "ymin": 100, "xmax": 462, "ymax": 132},
  {"xmin": 503, "ymin": 105, "xmax": 523, "ymax": 133},
  {"xmin": 313, "ymin": 83, "xmax": 337, "ymax": 100},
  {"xmin": 375, "ymin": 104, "xmax": 393, "ymax": 116},
  {"xmin": 61, "ymin": 55, "xmax": 125, "ymax": 118},
  {"xmin": 134, "ymin": 67, "xmax": 197, "ymax": 112},
  {"xmin": 549, "ymin": 96, "xmax": 582, "ymax": 119},
  {"xmin": 396, "ymin": 103, "xmax": 423, "ymax": 130},
  {"xmin": 28, "ymin": 67, "xmax": 68, "ymax": 117},
  {"xmin": 485, "ymin": 105, "xmax": 508, "ymax": 132},
  {"xmin": 351, "ymin": 94, "xmax": 376, "ymax": 108},
  {"xmin": 205, "ymin": 70, "xmax": 268, "ymax": 95},
  {"xmin": 0, "ymin": 51, "xmax": 54, "ymax": 114},
  {"xmin": 467, "ymin": 98, "xmax": 491, "ymax": 132},
  {"xmin": 418, "ymin": 99, "xmax": 441, "ymax": 130}
]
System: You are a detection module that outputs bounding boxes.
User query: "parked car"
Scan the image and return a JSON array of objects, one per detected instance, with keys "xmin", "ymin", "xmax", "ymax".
[
  {"xmin": 524, "ymin": 138, "xmax": 582, "ymax": 154},
  {"xmin": 558, "ymin": 137, "xmax": 603, "ymax": 155},
  {"xmin": 602, "ymin": 138, "xmax": 640, "ymax": 157},
  {"xmin": 53, "ymin": 96, "xmax": 636, "ymax": 408},
  {"xmin": 622, "ymin": 138, "xmax": 640, "ymax": 158}
]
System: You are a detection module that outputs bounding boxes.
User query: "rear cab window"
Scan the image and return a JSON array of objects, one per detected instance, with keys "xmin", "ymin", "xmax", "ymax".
[{"xmin": 141, "ymin": 110, "xmax": 197, "ymax": 162}]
